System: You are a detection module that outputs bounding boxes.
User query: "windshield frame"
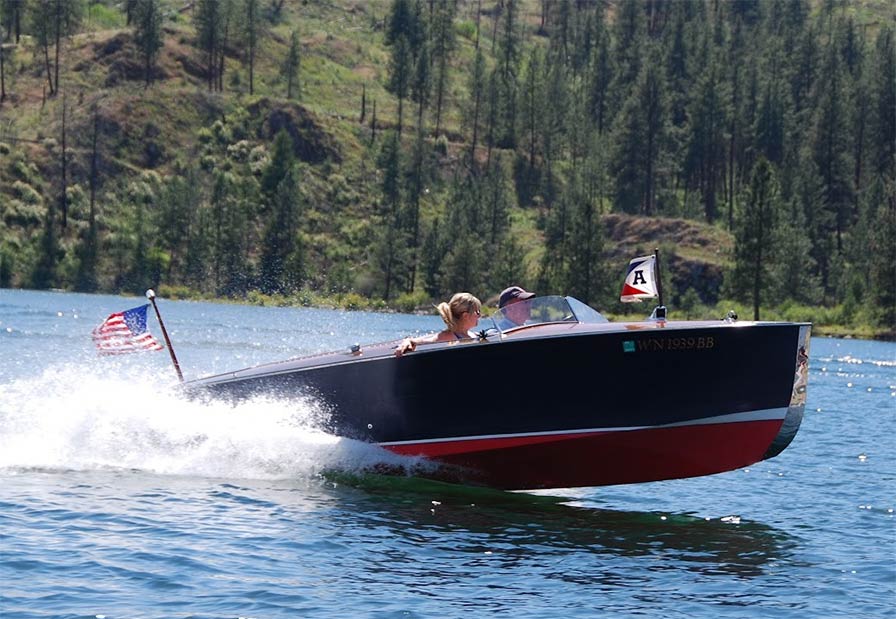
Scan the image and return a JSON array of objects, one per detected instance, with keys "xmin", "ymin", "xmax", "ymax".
[{"xmin": 486, "ymin": 295, "xmax": 607, "ymax": 334}]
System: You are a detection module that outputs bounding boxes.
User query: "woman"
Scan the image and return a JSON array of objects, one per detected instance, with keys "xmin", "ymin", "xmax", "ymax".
[{"xmin": 394, "ymin": 292, "xmax": 481, "ymax": 357}]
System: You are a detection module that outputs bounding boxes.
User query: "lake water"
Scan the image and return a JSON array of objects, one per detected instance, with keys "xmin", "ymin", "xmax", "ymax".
[{"xmin": 1, "ymin": 289, "xmax": 893, "ymax": 618}]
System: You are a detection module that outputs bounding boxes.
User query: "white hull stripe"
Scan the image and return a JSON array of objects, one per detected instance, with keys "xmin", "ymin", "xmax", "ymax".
[{"xmin": 379, "ymin": 408, "xmax": 788, "ymax": 447}]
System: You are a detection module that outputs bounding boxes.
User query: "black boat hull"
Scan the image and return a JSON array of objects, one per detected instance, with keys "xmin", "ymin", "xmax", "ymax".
[{"xmin": 187, "ymin": 320, "xmax": 810, "ymax": 490}]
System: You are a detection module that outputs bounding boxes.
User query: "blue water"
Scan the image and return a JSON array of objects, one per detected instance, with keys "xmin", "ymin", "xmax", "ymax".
[{"xmin": 1, "ymin": 289, "xmax": 893, "ymax": 618}]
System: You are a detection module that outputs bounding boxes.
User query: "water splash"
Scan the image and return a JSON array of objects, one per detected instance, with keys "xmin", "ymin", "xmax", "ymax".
[{"xmin": 0, "ymin": 362, "xmax": 414, "ymax": 480}]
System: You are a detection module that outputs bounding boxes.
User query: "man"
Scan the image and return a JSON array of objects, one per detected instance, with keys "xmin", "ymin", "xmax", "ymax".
[{"xmin": 495, "ymin": 285, "xmax": 536, "ymax": 331}]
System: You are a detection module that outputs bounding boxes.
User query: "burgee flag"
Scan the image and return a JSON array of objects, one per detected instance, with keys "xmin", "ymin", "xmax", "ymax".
[
  {"xmin": 92, "ymin": 304, "xmax": 164, "ymax": 355},
  {"xmin": 620, "ymin": 254, "xmax": 659, "ymax": 303}
]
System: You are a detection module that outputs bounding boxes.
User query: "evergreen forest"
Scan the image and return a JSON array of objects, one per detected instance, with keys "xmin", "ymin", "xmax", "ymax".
[{"xmin": 0, "ymin": 0, "xmax": 893, "ymax": 337}]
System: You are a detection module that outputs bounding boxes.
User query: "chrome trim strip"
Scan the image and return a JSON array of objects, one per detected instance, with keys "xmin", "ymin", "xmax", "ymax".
[{"xmin": 378, "ymin": 408, "xmax": 789, "ymax": 447}]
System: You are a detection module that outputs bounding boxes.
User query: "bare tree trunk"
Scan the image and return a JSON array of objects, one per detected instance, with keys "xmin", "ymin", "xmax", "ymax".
[
  {"xmin": 1, "ymin": 41, "xmax": 6, "ymax": 103},
  {"xmin": 475, "ymin": 0, "xmax": 481, "ymax": 49},
  {"xmin": 89, "ymin": 103, "xmax": 99, "ymax": 227},
  {"xmin": 491, "ymin": 0, "xmax": 502, "ymax": 52},
  {"xmin": 43, "ymin": 41, "xmax": 54, "ymax": 96},
  {"xmin": 728, "ymin": 128, "xmax": 736, "ymax": 229},
  {"xmin": 435, "ymin": 54, "xmax": 446, "ymax": 135},
  {"xmin": 60, "ymin": 94, "xmax": 69, "ymax": 228},
  {"xmin": 54, "ymin": 0, "xmax": 61, "ymax": 97},
  {"xmin": 218, "ymin": 15, "xmax": 229, "ymax": 92},
  {"xmin": 470, "ymin": 89, "xmax": 481, "ymax": 168},
  {"xmin": 360, "ymin": 84, "xmax": 366, "ymax": 123}
]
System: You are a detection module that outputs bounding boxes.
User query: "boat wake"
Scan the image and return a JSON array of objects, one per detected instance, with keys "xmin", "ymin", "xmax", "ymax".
[{"xmin": 0, "ymin": 362, "xmax": 420, "ymax": 481}]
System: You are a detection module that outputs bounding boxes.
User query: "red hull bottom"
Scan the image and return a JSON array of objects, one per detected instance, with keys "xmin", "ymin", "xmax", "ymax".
[{"xmin": 382, "ymin": 419, "xmax": 785, "ymax": 490}]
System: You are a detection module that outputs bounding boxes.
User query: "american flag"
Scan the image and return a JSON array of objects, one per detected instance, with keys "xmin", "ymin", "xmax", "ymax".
[{"xmin": 92, "ymin": 304, "xmax": 164, "ymax": 355}]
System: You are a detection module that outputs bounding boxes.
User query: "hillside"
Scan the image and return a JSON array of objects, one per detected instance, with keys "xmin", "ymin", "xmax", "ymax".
[{"xmin": 0, "ymin": 0, "xmax": 893, "ymax": 337}]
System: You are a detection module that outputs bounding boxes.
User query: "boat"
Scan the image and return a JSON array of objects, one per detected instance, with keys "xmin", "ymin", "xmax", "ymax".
[{"xmin": 183, "ymin": 288, "xmax": 811, "ymax": 491}]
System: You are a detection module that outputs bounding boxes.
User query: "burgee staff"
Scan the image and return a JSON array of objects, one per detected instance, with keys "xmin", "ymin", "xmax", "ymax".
[{"xmin": 146, "ymin": 289, "xmax": 183, "ymax": 382}]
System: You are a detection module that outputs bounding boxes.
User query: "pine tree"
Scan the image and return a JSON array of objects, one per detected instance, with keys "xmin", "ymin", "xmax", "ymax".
[
  {"xmin": 610, "ymin": 47, "xmax": 668, "ymax": 216},
  {"xmin": 793, "ymin": 153, "xmax": 836, "ymax": 300},
  {"xmin": 385, "ymin": 0, "xmax": 419, "ymax": 48},
  {"xmin": 375, "ymin": 131, "xmax": 407, "ymax": 299},
  {"xmin": 260, "ymin": 165, "xmax": 303, "ymax": 294},
  {"xmin": 465, "ymin": 47, "xmax": 486, "ymax": 167},
  {"xmin": 770, "ymin": 196, "xmax": 822, "ymax": 305},
  {"xmin": 133, "ymin": 0, "xmax": 163, "ymax": 88},
  {"xmin": 261, "ymin": 130, "xmax": 295, "ymax": 200},
  {"xmin": 519, "ymin": 46, "xmax": 543, "ymax": 176},
  {"xmin": 387, "ymin": 34, "xmax": 412, "ymax": 134},
  {"xmin": 489, "ymin": 234, "xmax": 527, "ymax": 297},
  {"xmin": 244, "ymin": 0, "xmax": 261, "ymax": 95},
  {"xmin": 196, "ymin": 0, "xmax": 221, "ymax": 91},
  {"xmin": 684, "ymin": 55, "xmax": 729, "ymax": 222},
  {"xmin": 32, "ymin": 196, "xmax": 58, "ymax": 289},
  {"xmin": 495, "ymin": 0, "xmax": 520, "ymax": 149},
  {"xmin": 810, "ymin": 38, "xmax": 854, "ymax": 255},
  {"xmin": 730, "ymin": 157, "xmax": 781, "ymax": 320},
  {"xmin": 484, "ymin": 153, "xmax": 511, "ymax": 247},
  {"xmin": 128, "ymin": 199, "xmax": 150, "ymax": 293},
  {"xmin": 410, "ymin": 37, "xmax": 430, "ymax": 130},
  {"xmin": 586, "ymin": 21, "xmax": 613, "ymax": 134},
  {"xmin": 441, "ymin": 191, "xmax": 487, "ymax": 295},
  {"xmin": 421, "ymin": 216, "xmax": 446, "ymax": 298},
  {"xmin": 2, "ymin": 0, "xmax": 25, "ymax": 43},
  {"xmin": 869, "ymin": 25, "xmax": 895, "ymax": 181},
  {"xmin": 75, "ymin": 103, "xmax": 101, "ymax": 292},
  {"xmin": 0, "ymin": 8, "xmax": 6, "ymax": 103},
  {"xmin": 29, "ymin": 0, "xmax": 55, "ymax": 95},
  {"xmin": 405, "ymin": 121, "xmax": 429, "ymax": 293},
  {"xmin": 50, "ymin": 0, "xmax": 82, "ymax": 95},
  {"xmin": 430, "ymin": 0, "xmax": 455, "ymax": 135},
  {"xmin": 157, "ymin": 166, "xmax": 200, "ymax": 282},
  {"xmin": 541, "ymin": 57, "xmax": 568, "ymax": 187},
  {"xmin": 282, "ymin": 30, "xmax": 301, "ymax": 100},
  {"xmin": 867, "ymin": 180, "xmax": 896, "ymax": 329},
  {"xmin": 610, "ymin": 0, "xmax": 644, "ymax": 108},
  {"xmin": 565, "ymin": 163, "xmax": 606, "ymax": 305}
]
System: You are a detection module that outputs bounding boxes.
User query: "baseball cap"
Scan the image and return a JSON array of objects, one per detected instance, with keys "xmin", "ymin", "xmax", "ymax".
[{"xmin": 498, "ymin": 286, "xmax": 536, "ymax": 308}]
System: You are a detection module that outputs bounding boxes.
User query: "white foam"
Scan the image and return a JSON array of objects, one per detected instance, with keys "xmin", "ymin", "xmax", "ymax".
[{"xmin": 0, "ymin": 362, "xmax": 414, "ymax": 480}]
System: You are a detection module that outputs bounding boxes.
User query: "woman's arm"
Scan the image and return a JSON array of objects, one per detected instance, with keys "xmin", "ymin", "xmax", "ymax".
[{"xmin": 394, "ymin": 332, "xmax": 439, "ymax": 357}]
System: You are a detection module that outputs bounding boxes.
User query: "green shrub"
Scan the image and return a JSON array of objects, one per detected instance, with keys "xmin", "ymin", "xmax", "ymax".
[
  {"xmin": 200, "ymin": 154, "xmax": 217, "ymax": 171},
  {"xmin": 11, "ymin": 181, "xmax": 42, "ymax": 205},
  {"xmin": 156, "ymin": 284, "xmax": 194, "ymax": 300},
  {"xmin": 338, "ymin": 292, "xmax": 368, "ymax": 311},
  {"xmin": 394, "ymin": 291, "xmax": 429, "ymax": 313},
  {"xmin": 455, "ymin": 20, "xmax": 476, "ymax": 41},
  {"xmin": 435, "ymin": 134, "xmax": 449, "ymax": 156},
  {"xmin": 211, "ymin": 119, "xmax": 231, "ymax": 144},
  {"xmin": 89, "ymin": 3, "xmax": 124, "ymax": 28},
  {"xmin": 4, "ymin": 199, "xmax": 43, "ymax": 227},
  {"xmin": 197, "ymin": 127, "xmax": 214, "ymax": 144},
  {"xmin": 10, "ymin": 158, "xmax": 35, "ymax": 182},
  {"xmin": 227, "ymin": 140, "xmax": 252, "ymax": 162}
]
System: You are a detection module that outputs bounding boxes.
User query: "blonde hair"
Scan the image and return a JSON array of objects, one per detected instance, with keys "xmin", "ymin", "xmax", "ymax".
[{"xmin": 436, "ymin": 292, "xmax": 481, "ymax": 332}]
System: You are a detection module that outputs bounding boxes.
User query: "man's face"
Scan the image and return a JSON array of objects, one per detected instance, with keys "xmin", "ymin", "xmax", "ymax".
[{"xmin": 504, "ymin": 298, "xmax": 530, "ymax": 325}]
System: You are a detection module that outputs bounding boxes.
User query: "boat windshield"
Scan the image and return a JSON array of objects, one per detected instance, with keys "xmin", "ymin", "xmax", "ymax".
[{"xmin": 487, "ymin": 295, "xmax": 608, "ymax": 333}]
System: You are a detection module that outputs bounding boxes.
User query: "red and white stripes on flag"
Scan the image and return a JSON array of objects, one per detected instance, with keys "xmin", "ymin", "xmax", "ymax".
[{"xmin": 92, "ymin": 304, "xmax": 164, "ymax": 355}]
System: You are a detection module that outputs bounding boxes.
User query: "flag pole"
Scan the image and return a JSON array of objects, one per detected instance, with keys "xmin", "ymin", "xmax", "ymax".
[
  {"xmin": 653, "ymin": 247, "xmax": 666, "ymax": 321},
  {"xmin": 146, "ymin": 289, "xmax": 184, "ymax": 383}
]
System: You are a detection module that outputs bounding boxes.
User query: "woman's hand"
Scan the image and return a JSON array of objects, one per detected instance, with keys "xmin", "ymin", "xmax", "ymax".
[{"xmin": 394, "ymin": 338, "xmax": 416, "ymax": 357}]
